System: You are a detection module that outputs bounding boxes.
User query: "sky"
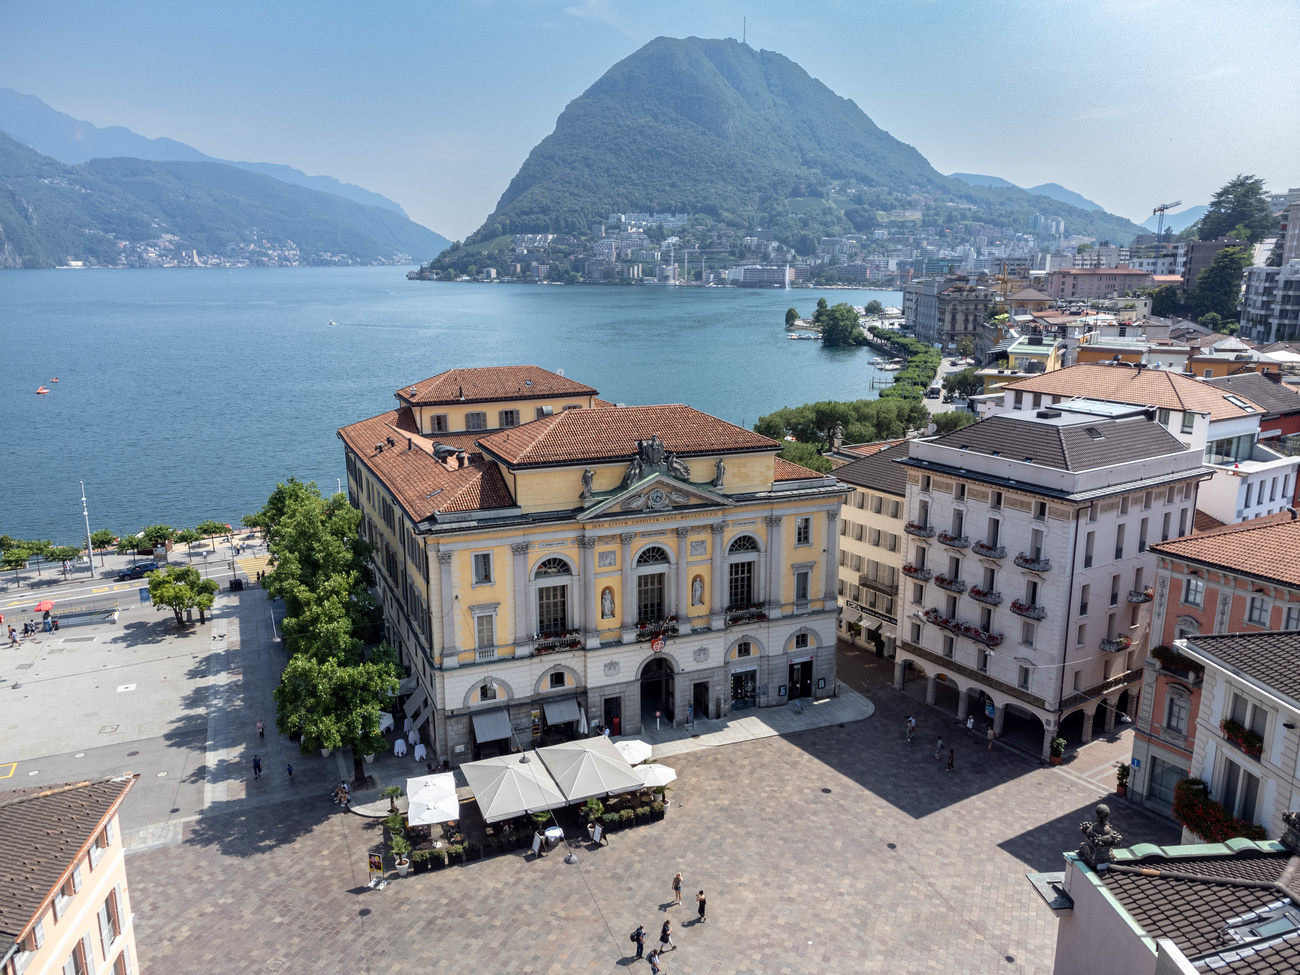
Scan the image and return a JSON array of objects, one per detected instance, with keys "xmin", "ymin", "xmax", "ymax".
[{"xmin": 1, "ymin": 0, "xmax": 1296, "ymax": 238}]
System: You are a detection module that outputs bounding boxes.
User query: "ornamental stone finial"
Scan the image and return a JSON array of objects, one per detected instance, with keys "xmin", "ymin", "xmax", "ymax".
[{"xmin": 1078, "ymin": 803, "xmax": 1122, "ymax": 868}]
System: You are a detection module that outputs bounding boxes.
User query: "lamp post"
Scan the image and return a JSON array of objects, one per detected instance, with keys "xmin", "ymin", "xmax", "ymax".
[{"xmin": 80, "ymin": 481, "xmax": 95, "ymax": 573}]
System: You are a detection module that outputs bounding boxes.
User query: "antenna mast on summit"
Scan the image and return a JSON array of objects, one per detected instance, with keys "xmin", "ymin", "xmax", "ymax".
[{"xmin": 743, "ymin": 18, "xmax": 746, "ymax": 44}]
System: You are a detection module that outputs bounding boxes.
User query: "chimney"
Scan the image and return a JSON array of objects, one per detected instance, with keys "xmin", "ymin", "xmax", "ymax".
[
  {"xmin": 407, "ymin": 437, "xmax": 413, "ymax": 451},
  {"xmin": 457, "ymin": 450, "xmax": 468, "ymax": 469},
  {"xmin": 1289, "ymin": 507, "xmax": 1298, "ymax": 521}
]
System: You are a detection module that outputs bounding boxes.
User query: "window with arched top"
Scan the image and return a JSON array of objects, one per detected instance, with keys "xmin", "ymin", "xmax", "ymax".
[
  {"xmin": 728, "ymin": 535, "xmax": 759, "ymax": 554},
  {"xmin": 636, "ymin": 547, "xmax": 670, "ymax": 566},
  {"xmin": 533, "ymin": 558, "xmax": 573, "ymax": 637},
  {"xmin": 535, "ymin": 557, "xmax": 572, "ymax": 577},
  {"xmin": 727, "ymin": 535, "xmax": 761, "ymax": 609}
]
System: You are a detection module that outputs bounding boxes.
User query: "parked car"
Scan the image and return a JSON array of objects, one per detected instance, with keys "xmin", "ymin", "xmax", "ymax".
[{"xmin": 117, "ymin": 561, "xmax": 160, "ymax": 580}]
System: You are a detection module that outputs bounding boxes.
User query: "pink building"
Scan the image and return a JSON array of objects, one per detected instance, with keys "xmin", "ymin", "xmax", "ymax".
[{"xmin": 1044, "ymin": 265, "xmax": 1153, "ymax": 301}]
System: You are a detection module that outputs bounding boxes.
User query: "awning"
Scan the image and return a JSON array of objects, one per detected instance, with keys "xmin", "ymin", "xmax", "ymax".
[
  {"xmin": 398, "ymin": 675, "xmax": 419, "ymax": 695},
  {"xmin": 460, "ymin": 753, "xmax": 567, "ymax": 823},
  {"xmin": 403, "ymin": 684, "xmax": 428, "ymax": 718},
  {"xmin": 535, "ymin": 736, "xmax": 645, "ymax": 802},
  {"xmin": 543, "ymin": 698, "xmax": 580, "ymax": 725},
  {"xmin": 862, "ymin": 618, "xmax": 883, "ymax": 633},
  {"xmin": 471, "ymin": 708, "xmax": 513, "ymax": 743}
]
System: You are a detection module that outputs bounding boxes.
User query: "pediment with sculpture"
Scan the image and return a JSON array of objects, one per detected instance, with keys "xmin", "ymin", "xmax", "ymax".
[{"xmin": 576, "ymin": 435, "xmax": 733, "ymax": 521}]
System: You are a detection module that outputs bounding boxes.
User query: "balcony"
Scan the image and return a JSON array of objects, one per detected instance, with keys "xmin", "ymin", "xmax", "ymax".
[
  {"xmin": 971, "ymin": 541, "xmax": 1007, "ymax": 559},
  {"xmin": 860, "ymin": 575, "xmax": 899, "ymax": 595},
  {"xmin": 1128, "ymin": 587, "xmax": 1154, "ymax": 604},
  {"xmin": 902, "ymin": 563, "xmax": 932, "ymax": 581},
  {"xmin": 934, "ymin": 573, "xmax": 967, "ymax": 593},
  {"xmin": 922, "ymin": 607, "xmax": 1004, "ymax": 647},
  {"xmin": 1151, "ymin": 645, "xmax": 1204, "ymax": 683},
  {"xmin": 1010, "ymin": 600, "xmax": 1047, "ymax": 620},
  {"xmin": 1099, "ymin": 635, "xmax": 1132, "ymax": 653},
  {"xmin": 533, "ymin": 630, "xmax": 583, "ymax": 654},
  {"xmin": 1014, "ymin": 553, "xmax": 1052, "ymax": 572},
  {"xmin": 726, "ymin": 604, "xmax": 768, "ymax": 626},
  {"xmin": 968, "ymin": 586, "xmax": 1002, "ymax": 605},
  {"xmin": 904, "ymin": 521, "xmax": 936, "ymax": 538},
  {"xmin": 936, "ymin": 531, "xmax": 970, "ymax": 549},
  {"xmin": 636, "ymin": 617, "xmax": 680, "ymax": 642},
  {"xmin": 1220, "ymin": 718, "xmax": 1264, "ymax": 760}
]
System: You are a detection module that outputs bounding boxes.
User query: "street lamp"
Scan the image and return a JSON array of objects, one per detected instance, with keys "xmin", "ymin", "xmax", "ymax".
[{"xmin": 80, "ymin": 481, "xmax": 95, "ymax": 572}]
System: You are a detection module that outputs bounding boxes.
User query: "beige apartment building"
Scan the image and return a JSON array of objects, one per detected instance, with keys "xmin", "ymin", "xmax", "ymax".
[{"xmin": 1, "ymin": 775, "xmax": 139, "ymax": 975}]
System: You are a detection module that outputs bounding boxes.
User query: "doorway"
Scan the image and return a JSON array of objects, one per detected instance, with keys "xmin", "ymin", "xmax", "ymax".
[
  {"xmin": 603, "ymin": 696, "xmax": 622, "ymax": 737},
  {"xmin": 731, "ymin": 670, "xmax": 756, "ymax": 710},
  {"xmin": 640, "ymin": 657, "xmax": 675, "ymax": 725},
  {"xmin": 789, "ymin": 660, "xmax": 813, "ymax": 700},
  {"xmin": 692, "ymin": 681, "xmax": 710, "ymax": 723}
]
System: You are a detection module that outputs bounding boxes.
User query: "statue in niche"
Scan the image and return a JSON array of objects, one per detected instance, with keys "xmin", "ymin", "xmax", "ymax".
[
  {"xmin": 601, "ymin": 587, "xmax": 615, "ymax": 619},
  {"xmin": 581, "ymin": 467, "xmax": 595, "ymax": 501},
  {"xmin": 691, "ymin": 575, "xmax": 704, "ymax": 606},
  {"xmin": 712, "ymin": 457, "xmax": 726, "ymax": 488}
]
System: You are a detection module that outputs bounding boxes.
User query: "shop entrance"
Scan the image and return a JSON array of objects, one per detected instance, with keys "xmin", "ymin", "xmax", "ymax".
[
  {"xmin": 640, "ymin": 657, "xmax": 675, "ymax": 726},
  {"xmin": 789, "ymin": 660, "xmax": 813, "ymax": 700},
  {"xmin": 692, "ymin": 681, "xmax": 710, "ymax": 722},
  {"xmin": 731, "ymin": 670, "xmax": 757, "ymax": 710},
  {"xmin": 603, "ymin": 696, "xmax": 622, "ymax": 737}
]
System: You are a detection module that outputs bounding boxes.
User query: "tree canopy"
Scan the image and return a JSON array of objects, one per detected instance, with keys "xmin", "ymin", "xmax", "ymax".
[
  {"xmin": 931, "ymin": 411, "xmax": 979, "ymax": 434},
  {"xmin": 146, "ymin": 564, "xmax": 220, "ymax": 628},
  {"xmin": 1198, "ymin": 175, "xmax": 1277, "ymax": 243},
  {"xmin": 820, "ymin": 303, "xmax": 866, "ymax": 347},
  {"xmin": 756, "ymin": 397, "xmax": 929, "ymax": 450},
  {"xmin": 1193, "ymin": 246, "xmax": 1251, "ymax": 322},
  {"xmin": 943, "ymin": 368, "xmax": 982, "ymax": 399}
]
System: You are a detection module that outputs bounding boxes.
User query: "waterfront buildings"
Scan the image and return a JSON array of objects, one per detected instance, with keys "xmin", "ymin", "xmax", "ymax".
[
  {"xmin": 1, "ymin": 775, "xmax": 139, "ymax": 975},
  {"xmin": 1129, "ymin": 515, "xmax": 1300, "ymax": 817},
  {"xmin": 892, "ymin": 404, "xmax": 1207, "ymax": 760},
  {"xmin": 903, "ymin": 276, "xmax": 999, "ymax": 352},
  {"xmin": 339, "ymin": 366, "xmax": 845, "ymax": 765}
]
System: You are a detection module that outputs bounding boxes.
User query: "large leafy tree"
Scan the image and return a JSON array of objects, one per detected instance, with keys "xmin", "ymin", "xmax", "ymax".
[
  {"xmin": 820, "ymin": 303, "xmax": 866, "ymax": 347},
  {"xmin": 1150, "ymin": 285, "xmax": 1182, "ymax": 319},
  {"xmin": 1198, "ymin": 175, "xmax": 1278, "ymax": 243},
  {"xmin": 278, "ymin": 574, "xmax": 366, "ymax": 665},
  {"xmin": 931, "ymin": 411, "xmax": 979, "ymax": 435},
  {"xmin": 146, "ymin": 565, "xmax": 220, "ymax": 628},
  {"xmin": 756, "ymin": 397, "xmax": 929, "ymax": 449},
  {"xmin": 1193, "ymin": 246, "xmax": 1251, "ymax": 321},
  {"xmin": 943, "ymin": 368, "xmax": 982, "ymax": 399}
]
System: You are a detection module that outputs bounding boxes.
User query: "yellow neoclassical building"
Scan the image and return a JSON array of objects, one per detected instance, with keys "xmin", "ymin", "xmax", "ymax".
[{"xmin": 339, "ymin": 366, "xmax": 846, "ymax": 764}]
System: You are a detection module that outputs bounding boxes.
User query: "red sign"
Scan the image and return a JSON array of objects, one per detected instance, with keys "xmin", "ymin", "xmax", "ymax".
[{"xmin": 651, "ymin": 636, "xmax": 665, "ymax": 653}]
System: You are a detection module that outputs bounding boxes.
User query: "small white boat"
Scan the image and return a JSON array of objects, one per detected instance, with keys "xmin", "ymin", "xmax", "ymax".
[{"xmin": 327, "ymin": 319, "xmax": 337, "ymax": 326}]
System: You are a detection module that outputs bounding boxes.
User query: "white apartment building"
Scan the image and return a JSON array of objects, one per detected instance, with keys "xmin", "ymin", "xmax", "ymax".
[
  {"xmin": 893, "ymin": 406, "xmax": 1209, "ymax": 760},
  {"xmin": 1239, "ymin": 260, "xmax": 1300, "ymax": 345},
  {"xmin": 987, "ymin": 364, "xmax": 1300, "ymax": 526}
]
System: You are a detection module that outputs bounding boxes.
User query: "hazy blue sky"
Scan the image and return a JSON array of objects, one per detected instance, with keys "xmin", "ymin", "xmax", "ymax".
[{"xmin": 2, "ymin": 0, "xmax": 1296, "ymax": 237}]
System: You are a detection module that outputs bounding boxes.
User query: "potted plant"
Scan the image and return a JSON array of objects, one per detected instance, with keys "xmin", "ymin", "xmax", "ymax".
[
  {"xmin": 465, "ymin": 840, "xmax": 482, "ymax": 862},
  {"xmin": 584, "ymin": 797, "xmax": 605, "ymax": 825},
  {"xmin": 602, "ymin": 811, "xmax": 620, "ymax": 833},
  {"xmin": 651, "ymin": 800, "xmax": 665, "ymax": 822},
  {"xmin": 619, "ymin": 808, "xmax": 634, "ymax": 827},
  {"xmin": 381, "ymin": 785, "xmax": 403, "ymax": 815},
  {"xmin": 411, "ymin": 848, "xmax": 433, "ymax": 874},
  {"xmin": 1049, "ymin": 737, "xmax": 1067, "ymax": 765},
  {"xmin": 483, "ymin": 834, "xmax": 500, "ymax": 857},
  {"xmin": 446, "ymin": 842, "xmax": 466, "ymax": 865},
  {"xmin": 429, "ymin": 848, "xmax": 447, "ymax": 871},
  {"xmin": 384, "ymin": 812, "xmax": 406, "ymax": 837},
  {"xmin": 390, "ymin": 835, "xmax": 412, "ymax": 876},
  {"xmin": 1115, "ymin": 762, "xmax": 1131, "ymax": 797},
  {"xmin": 635, "ymin": 805, "xmax": 651, "ymax": 825}
]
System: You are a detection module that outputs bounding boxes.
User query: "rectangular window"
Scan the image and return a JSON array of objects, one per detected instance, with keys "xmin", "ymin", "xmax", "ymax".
[
  {"xmin": 986, "ymin": 518, "xmax": 1000, "ymax": 547},
  {"xmin": 991, "ymin": 490, "xmax": 1003, "ymax": 510},
  {"xmin": 562, "ymin": 404, "xmax": 581, "ymax": 411},
  {"xmin": 638, "ymin": 572, "xmax": 666, "ymax": 622},
  {"xmin": 796, "ymin": 517, "xmax": 811, "ymax": 545},
  {"xmin": 549, "ymin": 671, "xmax": 566, "ymax": 689},
  {"xmin": 849, "ymin": 583, "xmax": 861, "ymax": 601},
  {"xmin": 1120, "ymin": 496, "xmax": 1130, "ymax": 515},
  {"xmin": 912, "ymin": 583, "xmax": 924, "ymax": 605},
  {"xmin": 1182, "ymin": 412, "xmax": 1196, "ymax": 434},
  {"xmin": 889, "ymin": 499, "xmax": 900, "ymax": 519},
  {"xmin": 1157, "ymin": 408, "xmax": 1170, "ymax": 426},
  {"xmin": 946, "ymin": 595, "xmax": 959, "ymax": 618},
  {"xmin": 1166, "ymin": 693, "xmax": 1190, "ymax": 735},
  {"xmin": 1286, "ymin": 605, "xmax": 1300, "ymax": 630},
  {"xmin": 465, "ymin": 411, "xmax": 487, "ymax": 431},
  {"xmin": 1178, "ymin": 508, "xmax": 1188, "ymax": 537},
  {"xmin": 1247, "ymin": 595, "xmax": 1268, "ymax": 626},
  {"xmin": 475, "ymin": 614, "xmax": 495, "ymax": 650},
  {"xmin": 473, "ymin": 552, "xmax": 492, "ymax": 585},
  {"xmin": 431, "ymin": 413, "xmax": 449, "ymax": 433},
  {"xmin": 736, "ymin": 641, "xmax": 752, "ymax": 657},
  {"xmin": 1013, "ymin": 391, "xmax": 1023, "ymax": 410},
  {"xmin": 884, "ymin": 532, "xmax": 898, "ymax": 552},
  {"xmin": 795, "ymin": 632, "xmax": 809, "ymax": 649},
  {"xmin": 534, "ymin": 406, "xmax": 552, "ymax": 420},
  {"xmin": 1271, "ymin": 477, "xmax": 1279, "ymax": 502},
  {"xmin": 1077, "ymin": 623, "xmax": 1086, "ymax": 647},
  {"xmin": 942, "ymin": 635, "xmax": 955, "ymax": 659},
  {"xmin": 1114, "ymin": 524, "xmax": 1125, "ymax": 560},
  {"xmin": 1110, "ymin": 574, "xmax": 1121, "ymax": 607},
  {"xmin": 1031, "ymin": 529, "xmax": 1044, "ymax": 561},
  {"xmin": 1245, "ymin": 482, "xmax": 1254, "ymax": 508},
  {"xmin": 795, "ymin": 570, "xmax": 810, "ymax": 603},
  {"xmin": 869, "ymin": 527, "xmax": 880, "ymax": 546},
  {"xmin": 537, "ymin": 585, "xmax": 568, "ymax": 636},
  {"xmin": 978, "ymin": 650, "xmax": 990, "ymax": 673},
  {"xmin": 1079, "ymin": 584, "xmax": 1089, "ymax": 616},
  {"xmin": 1084, "ymin": 531, "xmax": 1094, "ymax": 569},
  {"xmin": 921, "ymin": 475, "xmax": 931, "ymax": 493},
  {"xmin": 1018, "ymin": 666, "xmax": 1031, "ymax": 691},
  {"xmin": 1143, "ymin": 490, "xmax": 1153, "ymax": 511},
  {"xmin": 910, "ymin": 621, "xmax": 922, "ymax": 643},
  {"xmin": 1162, "ymin": 512, "xmax": 1171, "ymax": 542},
  {"xmin": 727, "ymin": 561, "xmax": 754, "ymax": 609},
  {"xmin": 955, "ymin": 482, "xmax": 966, "ymax": 501},
  {"xmin": 1219, "ymin": 756, "xmax": 1260, "ymax": 823},
  {"xmin": 1139, "ymin": 518, "xmax": 1148, "ymax": 552},
  {"xmin": 1021, "ymin": 621, "xmax": 1036, "ymax": 647},
  {"xmin": 1166, "ymin": 485, "xmax": 1176, "ymax": 504},
  {"xmin": 1073, "ymin": 670, "xmax": 1082, "ymax": 691},
  {"xmin": 498, "ymin": 409, "xmax": 520, "ymax": 428},
  {"xmin": 871, "ymin": 495, "xmax": 883, "ymax": 514}
]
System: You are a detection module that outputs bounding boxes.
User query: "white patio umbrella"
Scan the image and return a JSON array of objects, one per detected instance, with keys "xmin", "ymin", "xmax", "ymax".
[
  {"xmin": 378, "ymin": 712, "xmax": 394, "ymax": 734},
  {"xmin": 614, "ymin": 739, "xmax": 653, "ymax": 765},
  {"xmin": 460, "ymin": 753, "xmax": 567, "ymax": 823},
  {"xmin": 635, "ymin": 764, "xmax": 677, "ymax": 788},
  {"xmin": 406, "ymin": 773, "xmax": 459, "ymax": 825},
  {"xmin": 578, "ymin": 707, "xmax": 589, "ymax": 735},
  {"xmin": 536, "ymin": 736, "xmax": 644, "ymax": 802}
]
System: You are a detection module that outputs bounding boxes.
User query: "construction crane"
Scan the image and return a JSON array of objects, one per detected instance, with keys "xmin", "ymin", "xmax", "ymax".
[{"xmin": 1152, "ymin": 200, "xmax": 1182, "ymax": 242}]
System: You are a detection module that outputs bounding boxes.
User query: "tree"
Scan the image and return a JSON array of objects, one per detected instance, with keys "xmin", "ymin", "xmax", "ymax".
[
  {"xmin": 1198, "ymin": 312, "xmax": 1223, "ymax": 331},
  {"xmin": 1193, "ymin": 246, "xmax": 1250, "ymax": 320},
  {"xmin": 1076, "ymin": 243, "xmax": 1093, "ymax": 254},
  {"xmin": 777, "ymin": 441, "xmax": 832, "ymax": 473},
  {"xmin": 196, "ymin": 520, "xmax": 229, "ymax": 549},
  {"xmin": 931, "ymin": 411, "xmax": 979, "ymax": 434},
  {"xmin": 1151, "ymin": 285, "xmax": 1181, "ymax": 319},
  {"xmin": 785, "ymin": 307, "xmax": 800, "ymax": 326},
  {"xmin": 1199, "ymin": 175, "xmax": 1277, "ymax": 243},
  {"xmin": 956, "ymin": 337, "xmax": 975, "ymax": 359},
  {"xmin": 174, "ymin": 527, "xmax": 202, "ymax": 551},
  {"xmin": 3, "ymin": 547, "xmax": 30, "ymax": 587},
  {"xmin": 864, "ymin": 299, "xmax": 884, "ymax": 315},
  {"xmin": 48, "ymin": 546, "xmax": 81, "ymax": 577},
  {"xmin": 90, "ymin": 528, "xmax": 116, "ymax": 551},
  {"xmin": 820, "ymin": 303, "xmax": 865, "ymax": 347},
  {"xmin": 146, "ymin": 564, "xmax": 216, "ymax": 628},
  {"xmin": 943, "ymin": 368, "xmax": 983, "ymax": 399},
  {"xmin": 137, "ymin": 525, "xmax": 176, "ymax": 549}
]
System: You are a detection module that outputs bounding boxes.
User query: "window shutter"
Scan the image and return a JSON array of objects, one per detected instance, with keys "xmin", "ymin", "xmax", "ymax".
[
  {"xmin": 82, "ymin": 932, "xmax": 95, "ymax": 971},
  {"xmin": 72, "ymin": 864, "xmax": 83, "ymax": 892},
  {"xmin": 98, "ymin": 902, "xmax": 113, "ymax": 958},
  {"xmin": 114, "ymin": 883, "xmax": 126, "ymax": 932}
]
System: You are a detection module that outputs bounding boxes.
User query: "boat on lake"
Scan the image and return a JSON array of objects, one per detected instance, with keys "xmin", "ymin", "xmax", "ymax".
[{"xmin": 36, "ymin": 386, "xmax": 50, "ymax": 394}]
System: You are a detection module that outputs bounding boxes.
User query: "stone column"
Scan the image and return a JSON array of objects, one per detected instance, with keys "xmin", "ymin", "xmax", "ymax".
[
  {"xmin": 894, "ymin": 659, "xmax": 906, "ymax": 691},
  {"xmin": 1081, "ymin": 708, "xmax": 1095, "ymax": 744},
  {"xmin": 993, "ymin": 704, "xmax": 1006, "ymax": 736},
  {"xmin": 620, "ymin": 532, "xmax": 637, "ymax": 643},
  {"xmin": 957, "ymin": 691, "xmax": 970, "ymax": 723},
  {"xmin": 925, "ymin": 675, "xmax": 937, "ymax": 706},
  {"xmin": 579, "ymin": 537, "xmax": 599, "ymax": 649},
  {"xmin": 709, "ymin": 522, "xmax": 727, "ymax": 630},
  {"xmin": 1104, "ymin": 698, "xmax": 1118, "ymax": 733},
  {"xmin": 824, "ymin": 510, "xmax": 840, "ymax": 603},
  {"xmin": 511, "ymin": 542, "xmax": 531, "ymax": 649},
  {"xmin": 436, "ymin": 551, "xmax": 457, "ymax": 668},
  {"xmin": 765, "ymin": 515, "xmax": 783, "ymax": 619},
  {"xmin": 675, "ymin": 527, "xmax": 691, "ymax": 622},
  {"xmin": 1041, "ymin": 724, "xmax": 1055, "ymax": 763}
]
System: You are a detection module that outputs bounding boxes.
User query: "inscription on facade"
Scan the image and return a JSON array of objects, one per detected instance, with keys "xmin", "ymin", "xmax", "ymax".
[{"xmin": 732, "ymin": 519, "xmax": 758, "ymax": 527}]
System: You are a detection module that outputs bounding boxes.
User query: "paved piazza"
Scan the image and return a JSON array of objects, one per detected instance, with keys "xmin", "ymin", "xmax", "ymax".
[{"xmin": 2, "ymin": 554, "xmax": 1180, "ymax": 973}]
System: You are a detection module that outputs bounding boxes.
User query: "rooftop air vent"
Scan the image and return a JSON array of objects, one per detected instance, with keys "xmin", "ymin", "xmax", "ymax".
[{"xmin": 1036, "ymin": 410, "xmax": 1062, "ymax": 419}]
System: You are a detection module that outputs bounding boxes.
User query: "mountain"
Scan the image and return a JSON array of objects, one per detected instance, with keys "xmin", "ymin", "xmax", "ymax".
[
  {"xmin": 0, "ymin": 88, "xmax": 410, "ymax": 217},
  {"xmin": 950, "ymin": 173, "xmax": 1104, "ymax": 211},
  {"xmin": 0, "ymin": 132, "xmax": 448, "ymax": 268},
  {"xmin": 463, "ymin": 37, "xmax": 1144, "ymax": 249},
  {"xmin": 1141, "ymin": 205, "xmax": 1208, "ymax": 234}
]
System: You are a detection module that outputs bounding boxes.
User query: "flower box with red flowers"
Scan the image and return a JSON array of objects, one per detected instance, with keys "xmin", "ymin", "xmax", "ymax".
[
  {"xmin": 902, "ymin": 563, "xmax": 932, "ymax": 581},
  {"xmin": 1220, "ymin": 718, "xmax": 1264, "ymax": 759},
  {"xmin": 1010, "ymin": 600, "xmax": 1047, "ymax": 620},
  {"xmin": 968, "ymin": 586, "xmax": 1002, "ymax": 605}
]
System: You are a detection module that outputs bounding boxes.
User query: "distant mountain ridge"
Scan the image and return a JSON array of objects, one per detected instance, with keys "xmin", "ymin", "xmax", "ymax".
[
  {"xmin": 949, "ymin": 173, "xmax": 1104, "ymax": 211},
  {"xmin": 1141, "ymin": 205, "xmax": 1207, "ymax": 233},
  {"xmin": 0, "ymin": 88, "xmax": 412, "ymax": 218},
  {"xmin": 460, "ymin": 37, "xmax": 1143, "ymax": 252},
  {"xmin": 0, "ymin": 131, "xmax": 447, "ymax": 268}
]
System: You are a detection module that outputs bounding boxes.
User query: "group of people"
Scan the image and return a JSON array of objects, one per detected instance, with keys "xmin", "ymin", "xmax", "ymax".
[
  {"xmin": 629, "ymin": 873, "xmax": 707, "ymax": 971},
  {"xmin": 906, "ymin": 714, "xmax": 998, "ymax": 772}
]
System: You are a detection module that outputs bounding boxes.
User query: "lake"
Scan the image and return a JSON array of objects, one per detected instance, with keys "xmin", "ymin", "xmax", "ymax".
[{"xmin": 0, "ymin": 269, "xmax": 901, "ymax": 543}]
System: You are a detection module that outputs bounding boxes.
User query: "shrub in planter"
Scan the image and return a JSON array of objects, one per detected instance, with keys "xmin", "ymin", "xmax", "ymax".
[
  {"xmin": 619, "ymin": 809, "xmax": 634, "ymax": 826},
  {"xmin": 411, "ymin": 848, "xmax": 433, "ymax": 873},
  {"xmin": 636, "ymin": 805, "xmax": 651, "ymax": 824},
  {"xmin": 651, "ymin": 801, "xmax": 665, "ymax": 821},
  {"xmin": 584, "ymin": 798, "xmax": 605, "ymax": 824},
  {"xmin": 1115, "ymin": 762, "xmax": 1131, "ymax": 796},
  {"xmin": 465, "ymin": 840, "xmax": 482, "ymax": 862},
  {"xmin": 446, "ymin": 843, "xmax": 466, "ymax": 865},
  {"xmin": 501, "ymin": 828, "xmax": 518, "ymax": 851},
  {"xmin": 602, "ymin": 812, "xmax": 621, "ymax": 833},
  {"xmin": 429, "ymin": 849, "xmax": 447, "ymax": 871},
  {"xmin": 384, "ymin": 813, "xmax": 407, "ymax": 837},
  {"xmin": 483, "ymin": 835, "xmax": 500, "ymax": 857},
  {"xmin": 1049, "ymin": 737, "xmax": 1066, "ymax": 764}
]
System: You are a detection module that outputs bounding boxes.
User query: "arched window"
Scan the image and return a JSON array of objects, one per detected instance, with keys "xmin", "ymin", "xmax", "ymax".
[
  {"xmin": 728, "ymin": 535, "xmax": 759, "ymax": 555},
  {"xmin": 535, "ymin": 557, "xmax": 572, "ymax": 577},
  {"xmin": 727, "ymin": 535, "xmax": 761, "ymax": 609},
  {"xmin": 533, "ymin": 558, "xmax": 573, "ymax": 637},
  {"xmin": 636, "ymin": 547, "xmax": 670, "ymax": 566}
]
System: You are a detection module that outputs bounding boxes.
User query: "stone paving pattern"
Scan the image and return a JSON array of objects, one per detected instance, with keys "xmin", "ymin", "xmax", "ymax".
[{"xmin": 128, "ymin": 644, "xmax": 1180, "ymax": 974}]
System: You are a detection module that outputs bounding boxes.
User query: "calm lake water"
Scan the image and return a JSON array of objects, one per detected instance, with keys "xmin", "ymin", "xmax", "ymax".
[{"xmin": 0, "ymin": 268, "xmax": 901, "ymax": 543}]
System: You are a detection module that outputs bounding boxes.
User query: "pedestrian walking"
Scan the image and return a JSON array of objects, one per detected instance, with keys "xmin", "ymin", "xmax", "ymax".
[
  {"xmin": 696, "ymin": 890, "xmax": 707, "ymax": 922},
  {"xmin": 672, "ymin": 872, "xmax": 682, "ymax": 905},
  {"xmin": 252, "ymin": 755, "xmax": 261, "ymax": 779},
  {"xmin": 631, "ymin": 924, "xmax": 645, "ymax": 959},
  {"xmin": 987, "ymin": 727, "xmax": 996, "ymax": 750},
  {"xmin": 257, "ymin": 718, "xmax": 265, "ymax": 739},
  {"xmin": 934, "ymin": 736, "xmax": 944, "ymax": 760},
  {"xmin": 947, "ymin": 748, "xmax": 955, "ymax": 772},
  {"xmin": 8, "ymin": 626, "xmax": 18, "ymax": 646},
  {"xmin": 965, "ymin": 715, "xmax": 974, "ymax": 736},
  {"xmin": 647, "ymin": 948, "xmax": 664, "ymax": 974},
  {"xmin": 660, "ymin": 919, "xmax": 675, "ymax": 951},
  {"xmin": 286, "ymin": 763, "xmax": 294, "ymax": 783},
  {"xmin": 905, "ymin": 716, "xmax": 915, "ymax": 742}
]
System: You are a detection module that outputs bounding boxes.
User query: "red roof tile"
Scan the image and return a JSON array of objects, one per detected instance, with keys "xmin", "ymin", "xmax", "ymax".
[
  {"xmin": 395, "ymin": 366, "xmax": 597, "ymax": 406},
  {"xmin": 1002, "ymin": 364, "xmax": 1265, "ymax": 421},
  {"xmin": 1152, "ymin": 513, "xmax": 1300, "ymax": 588},
  {"xmin": 476, "ymin": 404, "xmax": 778, "ymax": 468},
  {"xmin": 338, "ymin": 410, "xmax": 515, "ymax": 518},
  {"xmin": 841, "ymin": 439, "xmax": 908, "ymax": 458},
  {"xmin": 774, "ymin": 457, "xmax": 822, "ymax": 480}
]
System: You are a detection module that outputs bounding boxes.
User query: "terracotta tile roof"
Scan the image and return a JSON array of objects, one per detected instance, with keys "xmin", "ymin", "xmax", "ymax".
[
  {"xmin": 338, "ymin": 410, "xmax": 515, "ymax": 518},
  {"xmin": 841, "ymin": 439, "xmax": 908, "ymax": 458},
  {"xmin": 773, "ymin": 457, "xmax": 821, "ymax": 481},
  {"xmin": 1002, "ymin": 364, "xmax": 1266, "ymax": 421},
  {"xmin": 0, "ymin": 775, "xmax": 137, "ymax": 942},
  {"xmin": 591, "ymin": 397, "xmax": 617, "ymax": 408},
  {"xmin": 1151, "ymin": 513, "xmax": 1300, "ymax": 588},
  {"xmin": 476, "ymin": 405, "xmax": 778, "ymax": 468},
  {"xmin": 1184, "ymin": 631, "xmax": 1300, "ymax": 703},
  {"xmin": 395, "ymin": 366, "xmax": 597, "ymax": 406},
  {"xmin": 1007, "ymin": 288, "xmax": 1053, "ymax": 301},
  {"xmin": 1193, "ymin": 509, "xmax": 1227, "ymax": 533}
]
